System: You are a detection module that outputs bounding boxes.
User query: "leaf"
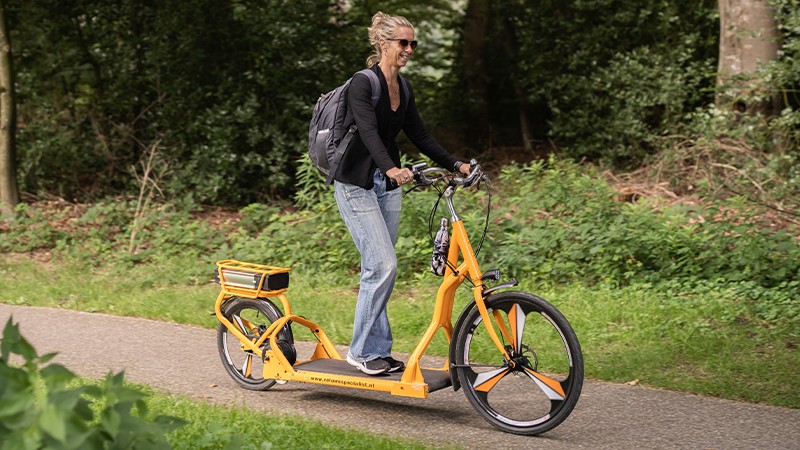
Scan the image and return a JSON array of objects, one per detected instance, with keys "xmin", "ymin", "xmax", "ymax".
[
  {"xmin": 106, "ymin": 371, "xmax": 126, "ymax": 388},
  {"xmin": 100, "ymin": 408, "xmax": 121, "ymax": 437},
  {"xmin": 48, "ymin": 388, "xmax": 84, "ymax": 411},
  {"xmin": 38, "ymin": 352, "xmax": 59, "ymax": 365},
  {"xmin": 2, "ymin": 318, "xmax": 38, "ymax": 362},
  {"xmin": 0, "ymin": 393, "xmax": 36, "ymax": 429},
  {"xmin": 625, "ymin": 378, "xmax": 640, "ymax": 386},
  {"xmin": 152, "ymin": 414, "xmax": 188, "ymax": 432},
  {"xmin": 38, "ymin": 403, "xmax": 68, "ymax": 443},
  {"xmin": 73, "ymin": 397, "xmax": 95, "ymax": 422},
  {"xmin": 40, "ymin": 364, "xmax": 77, "ymax": 388},
  {"xmin": 0, "ymin": 433, "xmax": 40, "ymax": 450}
]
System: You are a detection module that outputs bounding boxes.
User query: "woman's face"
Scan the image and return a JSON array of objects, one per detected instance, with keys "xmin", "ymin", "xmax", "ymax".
[{"xmin": 383, "ymin": 27, "xmax": 415, "ymax": 68}]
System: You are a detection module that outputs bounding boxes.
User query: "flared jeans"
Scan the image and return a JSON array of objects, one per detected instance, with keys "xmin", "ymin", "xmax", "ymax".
[{"xmin": 334, "ymin": 169, "xmax": 402, "ymax": 362}]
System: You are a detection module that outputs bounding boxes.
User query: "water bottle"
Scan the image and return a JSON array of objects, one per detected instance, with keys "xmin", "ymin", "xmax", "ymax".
[{"xmin": 431, "ymin": 218, "xmax": 450, "ymax": 276}]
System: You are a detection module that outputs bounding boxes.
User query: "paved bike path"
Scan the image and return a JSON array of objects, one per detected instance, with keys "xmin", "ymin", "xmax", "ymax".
[{"xmin": 1, "ymin": 304, "xmax": 798, "ymax": 450}]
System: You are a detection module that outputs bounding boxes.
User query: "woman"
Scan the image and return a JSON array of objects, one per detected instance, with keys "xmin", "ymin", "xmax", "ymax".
[{"xmin": 332, "ymin": 11, "xmax": 472, "ymax": 376}]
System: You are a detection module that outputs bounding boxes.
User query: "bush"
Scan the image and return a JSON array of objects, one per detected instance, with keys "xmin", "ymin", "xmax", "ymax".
[
  {"xmin": 487, "ymin": 159, "xmax": 800, "ymax": 296},
  {"xmin": 0, "ymin": 318, "xmax": 184, "ymax": 449},
  {"xmin": 3, "ymin": 158, "xmax": 797, "ymax": 306},
  {"xmin": 550, "ymin": 43, "xmax": 715, "ymax": 165}
]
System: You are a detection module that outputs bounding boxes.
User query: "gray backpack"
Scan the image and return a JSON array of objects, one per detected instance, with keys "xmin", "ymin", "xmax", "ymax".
[{"xmin": 307, "ymin": 69, "xmax": 408, "ymax": 185}]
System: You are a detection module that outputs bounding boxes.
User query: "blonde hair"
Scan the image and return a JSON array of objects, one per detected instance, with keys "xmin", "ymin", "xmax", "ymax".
[{"xmin": 366, "ymin": 11, "xmax": 415, "ymax": 67}]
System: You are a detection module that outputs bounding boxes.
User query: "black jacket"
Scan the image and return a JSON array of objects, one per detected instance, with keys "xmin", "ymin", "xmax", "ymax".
[{"xmin": 333, "ymin": 64, "xmax": 458, "ymax": 190}]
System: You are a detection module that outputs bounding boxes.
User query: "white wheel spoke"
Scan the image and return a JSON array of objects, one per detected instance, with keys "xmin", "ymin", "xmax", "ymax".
[
  {"xmin": 509, "ymin": 303, "xmax": 526, "ymax": 353},
  {"xmin": 232, "ymin": 314, "xmax": 248, "ymax": 334},
  {"xmin": 241, "ymin": 353, "xmax": 253, "ymax": 377}
]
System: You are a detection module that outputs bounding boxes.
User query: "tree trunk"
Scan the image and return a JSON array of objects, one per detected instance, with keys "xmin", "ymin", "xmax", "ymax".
[
  {"xmin": 462, "ymin": 0, "xmax": 491, "ymax": 151},
  {"xmin": 0, "ymin": 0, "xmax": 18, "ymax": 217},
  {"xmin": 500, "ymin": 14, "xmax": 533, "ymax": 154},
  {"xmin": 716, "ymin": 0, "xmax": 782, "ymax": 115}
]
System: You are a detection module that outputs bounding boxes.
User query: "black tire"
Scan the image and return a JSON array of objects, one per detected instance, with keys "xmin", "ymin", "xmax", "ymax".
[
  {"xmin": 216, "ymin": 297, "xmax": 293, "ymax": 391},
  {"xmin": 453, "ymin": 291, "xmax": 583, "ymax": 435}
]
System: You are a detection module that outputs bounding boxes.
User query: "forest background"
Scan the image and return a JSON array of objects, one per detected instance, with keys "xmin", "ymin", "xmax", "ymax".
[
  {"xmin": 0, "ymin": 0, "xmax": 796, "ymax": 206},
  {"xmin": 0, "ymin": 0, "xmax": 799, "ymax": 441}
]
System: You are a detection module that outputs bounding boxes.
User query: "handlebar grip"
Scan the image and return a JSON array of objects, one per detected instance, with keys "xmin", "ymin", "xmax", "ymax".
[
  {"xmin": 411, "ymin": 162, "xmax": 427, "ymax": 183},
  {"xmin": 463, "ymin": 159, "xmax": 482, "ymax": 187}
]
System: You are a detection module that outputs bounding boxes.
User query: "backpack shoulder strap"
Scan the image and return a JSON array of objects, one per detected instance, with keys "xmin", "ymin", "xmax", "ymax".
[
  {"xmin": 357, "ymin": 68, "xmax": 381, "ymax": 109},
  {"xmin": 325, "ymin": 69, "xmax": 385, "ymax": 186},
  {"xmin": 359, "ymin": 69, "xmax": 408, "ymax": 110}
]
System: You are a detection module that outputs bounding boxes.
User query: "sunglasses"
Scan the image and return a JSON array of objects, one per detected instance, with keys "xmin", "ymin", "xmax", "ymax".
[{"xmin": 385, "ymin": 38, "xmax": 418, "ymax": 51}]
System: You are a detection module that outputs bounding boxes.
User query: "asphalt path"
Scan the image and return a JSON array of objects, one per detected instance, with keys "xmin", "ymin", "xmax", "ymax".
[{"xmin": 1, "ymin": 304, "xmax": 798, "ymax": 449}]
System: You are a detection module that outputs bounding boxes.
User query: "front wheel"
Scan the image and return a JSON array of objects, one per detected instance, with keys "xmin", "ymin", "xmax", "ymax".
[{"xmin": 453, "ymin": 292, "xmax": 583, "ymax": 435}]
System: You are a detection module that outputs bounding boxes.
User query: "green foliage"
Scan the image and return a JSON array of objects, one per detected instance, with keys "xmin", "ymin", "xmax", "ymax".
[
  {"xmin": 293, "ymin": 155, "xmax": 330, "ymax": 210},
  {"xmin": 634, "ymin": 0, "xmax": 800, "ymax": 217},
  {"xmin": 3, "ymin": 158, "xmax": 797, "ymax": 305},
  {"xmin": 487, "ymin": 159, "xmax": 800, "ymax": 305},
  {"xmin": 0, "ymin": 199, "xmax": 230, "ymax": 283},
  {"xmin": 645, "ymin": 102, "xmax": 800, "ymax": 215},
  {"xmin": 7, "ymin": 0, "xmax": 799, "ymax": 205},
  {"xmin": 552, "ymin": 45, "xmax": 714, "ymax": 163},
  {"xmin": 8, "ymin": 0, "xmax": 367, "ymax": 203},
  {"xmin": 6, "ymin": 0, "xmax": 467, "ymax": 204},
  {"xmin": 446, "ymin": 0, "xmax": 719, "ymax": 162},
  {"xmin": 0, "ymin": 318, "xmax": 184, "ymax": 449},
  {"xmin": 762, "ymin": 0, "xmax": 800, "ymax": 157},
  {"xmin": 0, "ymin": 203, "xmax": 70, "ymax": 252},
  {"xmin": 0, "ymin": 316, "xmax": 437, "ymax": 448}
]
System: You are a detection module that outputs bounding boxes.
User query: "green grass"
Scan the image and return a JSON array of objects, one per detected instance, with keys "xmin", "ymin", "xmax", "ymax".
[
  {"xmin": 142, "ymin": 388, "xmax": 447, "ymax": 449},
  {"xmin": 1, "ymin": 255, "xmax": 798, "ymax": 408}
]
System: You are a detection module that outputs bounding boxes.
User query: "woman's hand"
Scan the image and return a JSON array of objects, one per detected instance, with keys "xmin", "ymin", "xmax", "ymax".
[
  {"xmin": 456, "ymin": 161, "xmax": 472, "ymax": 175},
  {"xmin": 386, "ymin": 167, "xmax": 414, "ymax": 186}
]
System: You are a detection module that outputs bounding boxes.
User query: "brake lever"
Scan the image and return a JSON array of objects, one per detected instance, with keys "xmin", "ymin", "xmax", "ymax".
[
  {"xmin": 408, "ymin": 162, "xmax": 426, "ymax": 185},
  {"xmin": 463, "ymin": 159, "xmax": 481, "ymax": 188}
]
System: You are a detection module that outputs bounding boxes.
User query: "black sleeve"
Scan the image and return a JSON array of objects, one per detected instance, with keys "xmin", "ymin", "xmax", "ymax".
[
  {"xmin": 402, "ymin": 83, "xmax": 459, "ymax": 170},
  {"xmin": 348, "ymin": 73, "xmax": 396, "ymax": 173}
]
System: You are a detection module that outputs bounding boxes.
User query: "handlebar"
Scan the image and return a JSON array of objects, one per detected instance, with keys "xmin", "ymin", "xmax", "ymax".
[{"xmin": 412, "ymin": 159, "xmax": 485, "ymax": 188}]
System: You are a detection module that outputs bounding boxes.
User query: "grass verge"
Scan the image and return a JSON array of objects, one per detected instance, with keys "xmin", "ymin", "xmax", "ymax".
[{"xmin": 146, "ymin": 388, "xmax": 449, "ymax": 449}]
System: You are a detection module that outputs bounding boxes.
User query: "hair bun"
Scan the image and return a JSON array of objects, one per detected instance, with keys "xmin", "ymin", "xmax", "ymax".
[{"xmin": 371, "ymin": 11, "xmax": 387, "ymax": 27}]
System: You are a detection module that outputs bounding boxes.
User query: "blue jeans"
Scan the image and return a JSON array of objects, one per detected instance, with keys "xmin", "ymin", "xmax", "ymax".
[{"xmin": 334, "ymin": 169, "xmax": 402, "ymax": 362}]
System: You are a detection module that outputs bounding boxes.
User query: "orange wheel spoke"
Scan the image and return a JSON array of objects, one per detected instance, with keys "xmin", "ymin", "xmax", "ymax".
[
  {"xmin": 492, "ymin": 309, "xmax": 513, "ymax": 344},
  {"xmin": 523, "ymin": 367, "xmax": 566, "ymax": 400},
  {"xmin": 473, "ymin": 367, "xmax": 511, "ymax": 393}
]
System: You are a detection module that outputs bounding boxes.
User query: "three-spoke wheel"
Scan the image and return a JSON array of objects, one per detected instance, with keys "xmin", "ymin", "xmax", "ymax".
[
  {"xmin": 453, "ymin": 292, "xmax": 583, "ymax": 435},
  {"xmin": 217, "ymin": 297, "xmax": 294, "ymax": 391}
]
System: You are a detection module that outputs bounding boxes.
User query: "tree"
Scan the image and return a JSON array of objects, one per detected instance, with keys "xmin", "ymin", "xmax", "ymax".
[
  {"xmin": 0, "ymin": 0, "xmax": 17, "ymax": 217},
  {"xmin": 448, "ymin": 0, "xmax": 718, "ymax": 164},
  {"xmin": 717, "ymin": 0, "xmax": 782, "ymax": 115},
  {"xmin": 461, "ymin": 0, "xmax": 491, "ymax": 150}
]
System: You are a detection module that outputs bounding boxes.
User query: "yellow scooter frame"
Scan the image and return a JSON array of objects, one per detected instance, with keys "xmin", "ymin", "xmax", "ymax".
[
  {"xmin": 213, "ymin": 162, "xmax": 584, "ymax": 437},
  {"xmin": 214, "ymin": 215, "xmax": 515, "ymax": 399}
]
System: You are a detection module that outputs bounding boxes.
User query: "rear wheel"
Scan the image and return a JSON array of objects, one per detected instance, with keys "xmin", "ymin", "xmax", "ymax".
[
  {"xmin": 217, "ymin": 297, "xmax": 294, "ymax": 391},
  {"xmin": 453, "ymin": 292, "xmax": 583, "ymax": 435}
]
